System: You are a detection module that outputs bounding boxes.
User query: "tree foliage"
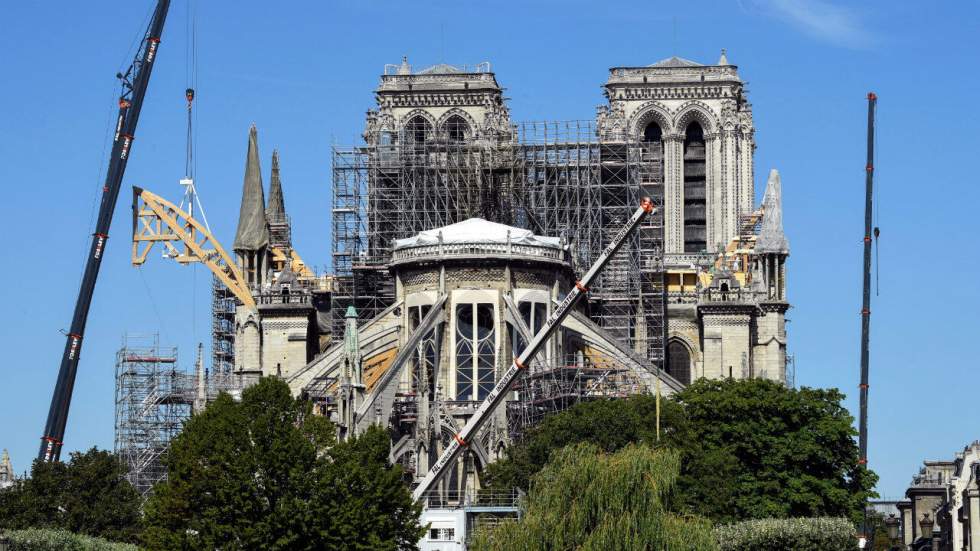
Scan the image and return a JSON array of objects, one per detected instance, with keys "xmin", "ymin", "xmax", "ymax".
[
  {"xmin": 485, "ymin": 378, "xmax": 877, "ymax": 523},
  {"xmin": 471, "ymin": 443, "xmax": 717, "ymax": 551},
  {"xmin": 142, "ymin": 377, "xmax": 422, "ymax": 550},
  {"xmin": 0, "ymin": 448, "xmax": 142, "ymax": 544}
]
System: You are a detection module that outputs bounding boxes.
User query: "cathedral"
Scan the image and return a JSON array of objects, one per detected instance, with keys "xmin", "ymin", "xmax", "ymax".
[{"xmin": 222, "ymin": 51, "xmax": 790, "ymax": 506}]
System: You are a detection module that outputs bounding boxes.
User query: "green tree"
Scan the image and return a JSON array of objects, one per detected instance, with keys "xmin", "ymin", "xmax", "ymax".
[
  {"xmin": 485, "ymin": 378, "xmax": 876, "ymax": 524},
  {"xmin": 0, "ymin": 448, "xmax": 142, "ymax": 544},
  {"xmin": 142, "ymin": 377, "xmax": 422, "ymax": 550},
  {"xmin": 471, "ymin": 443, "xmax": 717, "ymax": 551}
]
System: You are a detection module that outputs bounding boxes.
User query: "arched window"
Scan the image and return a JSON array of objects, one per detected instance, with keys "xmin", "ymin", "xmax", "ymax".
[
  {"xmin": 455, "ymin": 303, "xmax": 496, "ymax": 400},
  {"xmin": 667, "ymin": 340, "xmax": 692, "ymax": 385},
  {"xmin": 642, "ymin": 121, "xmax": 663, "ymax": 144},
  {"xmin": 404, "ymin": 116, "xmax": 431, "ymax": 148},
  {"xmin": 683, "ymin": 121, "xmax": 707, "ymax": 253},
  {"xmin": 443, "ymin": 115, "xmax": 470, "ymax": 144}
]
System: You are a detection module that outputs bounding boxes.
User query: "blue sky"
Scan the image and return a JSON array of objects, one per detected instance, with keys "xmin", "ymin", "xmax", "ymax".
[{"xmin": 1, "ymin": 0, "xmax": 977, "ymax": 499}]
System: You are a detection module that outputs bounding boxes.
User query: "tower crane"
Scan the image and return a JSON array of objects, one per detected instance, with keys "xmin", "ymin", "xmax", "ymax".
[
  {"xmin": 412, "ymin": 198, "xmax": 657, "ymax": 501},
  {"xmin": 39, "ymin": 0, "xmax": 172, "ymax": 462}
]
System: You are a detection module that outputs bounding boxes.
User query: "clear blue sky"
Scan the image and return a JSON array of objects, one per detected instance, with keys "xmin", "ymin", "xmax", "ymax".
[{"xmin": 1, "ymin": 0, "xmax": 977, "ymax": 499}]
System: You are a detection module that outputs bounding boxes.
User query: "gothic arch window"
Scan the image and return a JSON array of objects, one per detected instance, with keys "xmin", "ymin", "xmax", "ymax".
[
  {"xmin": 404, "ymin": 115, "xmax": 432, "ymax": 148},
  {"xmin": 443, "ymin": 114, "xmax": 470, "ymax": 144},
  {"xmin": 683, "ymin": 121, "xmax": 707, "ymax": 253},
  {"xmin": 667, "ymin": 340, "xmax": 692, "ymax": 385},
  {"xmin": 455, "ymin": 303, "xmax": 496, "ymax": 400}
]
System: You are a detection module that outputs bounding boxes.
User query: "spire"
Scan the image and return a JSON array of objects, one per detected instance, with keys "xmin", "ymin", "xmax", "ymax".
[
  {"xmin": 756, "ymin": 169, "xmax": 789, "ymax": 254},
  {"xmin": 267, "ymin": 149, "xmax": 286, "ymax": 222},
  {"xmin": 718, "ymin": 48, "xmax": 729, "ymax": 66},
  {"xmin": 233, "ymin": 125, "xmax": 269, "ymax": 252}
]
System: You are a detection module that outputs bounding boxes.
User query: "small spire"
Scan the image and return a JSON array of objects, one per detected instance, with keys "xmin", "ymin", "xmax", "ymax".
[
  {"xmin": 398, "ymin": 56, "xmax": 411, "ymax": 75},
  {"xmin": 718, "ymin": 48, "xmax": 729, "ymax": 66},
  {"xmin": 233, "ymin": 125, "xmax": 269, "ymax": 252},
  {"xmin": 267, "ymin": 149, "xmax": 286, "ymax": 222},
  {"xmin": 756, "ymin": 169, "xmax": 789, "ymax": 254}
]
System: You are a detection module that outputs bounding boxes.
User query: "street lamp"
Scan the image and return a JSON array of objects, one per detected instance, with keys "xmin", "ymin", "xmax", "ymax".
[
  {"xmin": 919, "ymin": 512, "xmax": 934, "ymax": 543},
  {"xmin": 884, "ymin": 513, "xmax": 901, "ymax": 549}
]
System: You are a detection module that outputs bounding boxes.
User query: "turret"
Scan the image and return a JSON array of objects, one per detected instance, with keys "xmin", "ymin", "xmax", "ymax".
[
  {"xmin": 266, "ymin": 149, "xmax": 291, "ymax": 251},
  {"xmin": 233, "ymin": 125, "xmax": 269, "ymax": 289},
  {"xmin": 756, "ymin": 169, "xmax": 789, "ymax": 301}
]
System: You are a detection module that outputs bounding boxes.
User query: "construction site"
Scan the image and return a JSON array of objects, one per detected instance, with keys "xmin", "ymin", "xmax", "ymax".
[
  {"xmin": 101, "ymin": 54, "xmax": 793, "ymax": 539},
  {"xmin": 29, "ymin": 4, "xmax": 793, "ymax": 548}
]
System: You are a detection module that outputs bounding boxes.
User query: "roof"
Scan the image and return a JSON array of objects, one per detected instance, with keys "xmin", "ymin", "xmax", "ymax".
[
  {"xmin": 648, "ymin": 56, "xmax": 703, "ymax": 68},
  {"xmin": 418, "ymin": 63, "xmax": 464, "ymax": 75},
  {"xmin": 393, "ymin": 218, "xmax": 561, "ymax": 249},
  {"xmin": 233, "ymin": 125, "xmax": 269, "ymax": 251}
]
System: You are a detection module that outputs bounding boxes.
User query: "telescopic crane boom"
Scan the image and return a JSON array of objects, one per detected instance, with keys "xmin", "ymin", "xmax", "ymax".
[
  {"xmin": 412, "ymin": 198, "xmax": 657, "ymax": 501},
  {"xmin": 39, "ymin": 0, "xmax": 172, "ymax": 462}
]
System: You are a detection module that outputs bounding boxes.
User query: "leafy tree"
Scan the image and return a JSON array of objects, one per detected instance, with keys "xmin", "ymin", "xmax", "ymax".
[
  {"xmin": 485, "ymin": 378, "xmax": 877, "ymax": 524},
  {"xmin": 471, "ymin": 443, "xmax": 717, "ymax": 550},
  {"xmin": 142, "ymin": 377, "xmax": 422, "ymax": 550},
  {"xmin": 675, "ymin": 378, "xmax": 876, "ymax": 523},
  {"xmin": 0, "ymin": 448, "xmax": 142, "ymax": 544}
]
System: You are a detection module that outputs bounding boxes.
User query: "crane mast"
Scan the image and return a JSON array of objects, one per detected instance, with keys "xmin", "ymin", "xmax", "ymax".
[
  {"xmin": 39, "ymin": 0, "xmax": 172, "ymax": 462},
  {"xmin": 412, "ymin": 198, "xmax": 657, "ymax": 501}
]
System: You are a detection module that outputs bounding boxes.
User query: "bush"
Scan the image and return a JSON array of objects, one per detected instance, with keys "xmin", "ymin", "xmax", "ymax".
[
  {"xmin": 3, "ymin": 528, "xmax": 140, "ymax": 551},
  {"xmin": 715, "ymin": 517, "xmax": 857, "ymax": 551}
]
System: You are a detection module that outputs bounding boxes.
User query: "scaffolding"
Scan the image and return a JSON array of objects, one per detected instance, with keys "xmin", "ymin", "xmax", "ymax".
[
  {"xmin": 506, "ymin": 356, "xmax": 646, "ymax": 440},
  {"xmin": 331, "ymin": 120, "xmax": 665, "ymax": 367},
  {"xmin": 113, "ymin": 334, "xmax": 193, "ymax": 498}
]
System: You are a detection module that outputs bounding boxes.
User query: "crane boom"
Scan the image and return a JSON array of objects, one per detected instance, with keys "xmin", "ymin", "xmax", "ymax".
[
  {"xmin": 412, "ymin": 198, "xmax": 657, "ymax": 501},
  {"xmin": 39, "ymin": 0, "xmax": 172, "ymax": 462}
]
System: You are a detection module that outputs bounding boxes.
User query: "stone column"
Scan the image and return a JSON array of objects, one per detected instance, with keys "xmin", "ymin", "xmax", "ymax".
[
  {"xmin": 664, "ymin": 134, "xmax": 684, "ymax": 254},
  {"xmin": 706, "ymin": 133, "xmax": 722, "ymax": 250}
]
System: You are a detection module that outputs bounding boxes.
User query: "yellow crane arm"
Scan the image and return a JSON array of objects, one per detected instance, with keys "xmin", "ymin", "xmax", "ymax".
[{"xmin": 132, "ymin": 186, "xmax": 255, "ymax": 307}]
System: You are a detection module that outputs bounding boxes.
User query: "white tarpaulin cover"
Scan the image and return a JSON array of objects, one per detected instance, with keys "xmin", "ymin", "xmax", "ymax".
[{"xmin": 393, "ymin": 218, "xmax": 561, "ymax": 249}]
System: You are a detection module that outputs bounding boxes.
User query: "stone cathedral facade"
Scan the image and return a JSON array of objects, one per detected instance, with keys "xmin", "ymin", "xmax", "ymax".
[{"xmin": 226, "ymin": 52, "xmax": 791, "ymax": 504}]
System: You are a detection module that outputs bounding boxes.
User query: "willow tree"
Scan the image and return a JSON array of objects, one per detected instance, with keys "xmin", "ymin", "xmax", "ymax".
[{"xmin": 470, "ymin": 443, "xmax": 717, "ymax": 551}]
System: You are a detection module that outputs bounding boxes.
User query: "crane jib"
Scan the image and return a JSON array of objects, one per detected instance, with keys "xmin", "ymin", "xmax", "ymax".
[{"xmin": 38, "ymin": 0, "xmax": 171, "ymax": 463}]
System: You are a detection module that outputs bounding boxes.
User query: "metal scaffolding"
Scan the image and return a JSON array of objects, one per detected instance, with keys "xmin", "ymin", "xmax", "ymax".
[
  {"xmin": 505, "ymin": 357, "xmax": 646, "ymax": 441},
  {"xmin": 113, "ymin": 334, "xmax": 192, "ymax": 498},
  {"xmin": 331, "ymin": 120, "xmax": 665, "ymax": 367}
]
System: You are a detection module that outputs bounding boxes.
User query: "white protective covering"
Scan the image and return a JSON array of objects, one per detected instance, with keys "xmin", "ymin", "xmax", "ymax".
[{"xmin": 393, "ymin": 218, "xmax": 562, "ymax": 249}]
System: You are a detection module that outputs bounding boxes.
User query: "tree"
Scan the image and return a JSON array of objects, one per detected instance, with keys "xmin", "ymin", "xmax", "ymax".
[
  {"xmin": 485, "ymin": 378, "xmax": 877, "ymax": 524},
  {"xmin": 0, "ymin": 448, "xmax": 143, "ymax": 544},
  {"xmin": 471, "ymin": 443, "xmax": 717, "ymax": 550},
  {"xmin": 142, "ymin": 377, "xmax": 422, "ymax": 550}
]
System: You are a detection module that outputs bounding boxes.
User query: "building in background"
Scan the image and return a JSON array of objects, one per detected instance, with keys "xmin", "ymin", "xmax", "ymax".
[{"xmin": 897, "ymin": 440, "xmax": 980, "ymax": 550}]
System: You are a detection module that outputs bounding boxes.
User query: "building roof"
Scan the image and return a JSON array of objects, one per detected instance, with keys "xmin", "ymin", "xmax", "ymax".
[
  {"xmin": 418, "ymin": 63, "xmax": 464, "ymax": 75},
  {"xmin": 648, "ymin": 56, "xmax": 703, "ymax": 68},
  {"xmin": 233, "ymin": 125, "xmax": 269, "ymax": 251},
  {"xmin": 393, "ymin": 218, "xmax": 561, "ymax": 249},
  {"xmin": 756, "ymin": 169, "xmax": 790, "ymax": 254}
]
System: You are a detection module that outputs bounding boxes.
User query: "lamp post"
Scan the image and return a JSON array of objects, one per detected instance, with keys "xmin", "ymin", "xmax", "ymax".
[
  {"xmin": 919, "ymin": 513, "xmax": 934, "ymax": 551},
  {"xmin": 884, "ymin": 513, "xmax": 901, "ymax": 550}
]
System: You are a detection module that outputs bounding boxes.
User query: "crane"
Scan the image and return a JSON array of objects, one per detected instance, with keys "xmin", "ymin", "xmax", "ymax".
[
  {"xmin": 39, "ymin": 0, "xmax": 172, "ymax": 462},
  {"xmin": 412, "ymin": 197, "xmax": 657, "ymax": 501}
]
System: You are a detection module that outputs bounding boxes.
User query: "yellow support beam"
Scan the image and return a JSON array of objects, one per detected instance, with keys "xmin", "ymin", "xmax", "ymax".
[{"xmin": 132, "ymin": 186, "xmax": 255, "ymax": 307}]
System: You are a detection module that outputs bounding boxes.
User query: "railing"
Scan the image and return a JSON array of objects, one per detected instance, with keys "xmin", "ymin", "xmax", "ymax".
[
  {"xmin": 255, "ymin": 293, "xmax": 312, "ymax": 306},
  {"xmin": 391, "ymin": 242, "xmax": 568, "ymax": 264}
]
